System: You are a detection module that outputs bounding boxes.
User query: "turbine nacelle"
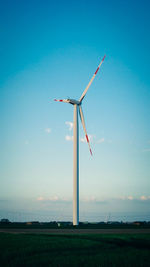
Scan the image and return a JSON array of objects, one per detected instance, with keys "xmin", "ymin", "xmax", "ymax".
[{"xmin": 68, "ymin": 99, "xmax": 80, "ymax": 105}]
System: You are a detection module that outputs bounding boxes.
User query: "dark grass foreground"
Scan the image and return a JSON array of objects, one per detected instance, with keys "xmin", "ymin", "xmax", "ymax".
[{"xmin": 0, "ymin": 233, "xmax": 150, "ymax": 267}]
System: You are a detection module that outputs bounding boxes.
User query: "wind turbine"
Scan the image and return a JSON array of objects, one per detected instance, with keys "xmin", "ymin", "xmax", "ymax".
[{"xmin": 54, "ymin": 55, "xmax": 106, "ymax": 225}]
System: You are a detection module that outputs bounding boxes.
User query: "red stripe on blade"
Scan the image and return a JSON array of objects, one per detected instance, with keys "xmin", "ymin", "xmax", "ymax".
[
  {"xmin": 86, "ymin": 134, "xmax": 89, "ymax": 143},
  {"xmin": 95, "ymin": 67, "xmax": 99, "ymax": 75},
  {"xmin": 90, "ymin": 149, "xmax": 93, "ymax": 156},
  {"xmin": 54, "ymin": 99, "xmax": 63, "ymax": 102}
]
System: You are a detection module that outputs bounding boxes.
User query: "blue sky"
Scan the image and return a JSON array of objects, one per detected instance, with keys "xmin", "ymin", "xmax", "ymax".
[{"xmin": 0, "ymin": 0, "xmax": 150, "ymax": 222}]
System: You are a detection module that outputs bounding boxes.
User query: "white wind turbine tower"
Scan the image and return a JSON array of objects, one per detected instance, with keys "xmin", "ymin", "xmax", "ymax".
[{"xmin": 54, "ymin": 55, "xmax": 106, "ymax": 225}]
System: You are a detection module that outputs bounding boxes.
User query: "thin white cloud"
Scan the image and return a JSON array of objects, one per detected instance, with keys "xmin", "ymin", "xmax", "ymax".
[
  {"xmin": 81, "ymin": 196, "xmax": 150, "ymax": 203},
  {"xmin": 37, "ymin": 196, "xmax": 59, "ymax": 202},
  {"xmin": 49, "ymin": 196, "xmax": 59, "ymax": 201},
  {"xmin": 118, "ymin": 196, "xmax": 134, "ymax": 201},
  {"xmin": 65, "ymin": 121, "xmax": 73, "ymax": 131},
  {"xmin": 37, "ymin": 195, "xmax": 150, "ymax": 204},
  {"xmin": 45, "ymin": 128, "xmax": 51, "ymax": 134},
  {"xmin": 65, "ymin": 135, "xmax": 73, "ymax": 141},
  {"xmin": 82, "ymin": 196, "xmax": 97, "ymax": 202},
  {"xmin": 140, "ymin": 196, "xmax": 147, "ymax": 201},
  {"xmin": 65, "ymin": 134, "xmax": 94, "ymax": 143},
  {"xmin": 118, "ymin": 196, "xmax": 150, "ymax": 201},
  {"xmin": 127, "ymin": 196, "xmax": 134, "ymax": 200},
  {"xmin": 140, "ymin": 196, "xmax": 150, "ymax": 201},
  {"xmin": 37, "ymin": 196, "xmax": 44, "ymax": 201},
  {"xmin": 25, "ymin": 140, "xmax": 29, "ymax": 145},
  {"xmin": 80, "ymin": 136, "xmax": 86, "ymax": 143},
  {"xmin": 37, "ymin": 196, "xmax": 71, "ymax": 202},
  {"xmin": 80, "ymin": 135, "xmax": 93, "ymax": 143},
  {"xmin": 65, "ymin": 127, "xmax": 106, "ymax": 145},
  {"xmin": 97, "ymin": 137, "xmax": 105, "ymax": 144}
]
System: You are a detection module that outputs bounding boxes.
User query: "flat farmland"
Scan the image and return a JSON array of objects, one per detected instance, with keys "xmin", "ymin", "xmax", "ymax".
[
  {"xmin": 1, "ymin": 227, "xmax": 150, "ymax": 234},
  {"xmin": 0, "ymin": 231, "xmax": 150, "ymax": 266}
]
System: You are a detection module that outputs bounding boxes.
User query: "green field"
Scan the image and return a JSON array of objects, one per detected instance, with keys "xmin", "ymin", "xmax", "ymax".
[{"xmin": 0, "ymin": 233, "xmax": 150, "ymax": 266}]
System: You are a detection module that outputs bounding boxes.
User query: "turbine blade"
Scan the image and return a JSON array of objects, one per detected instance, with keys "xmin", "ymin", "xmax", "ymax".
[
  {"xmin": 79, "ymin": 106, "xmax": 92, "ymax": 156},
  {"xmin": 79, "ymin": 55, "xmax": 106, "ymax": 103},
  {"xmin": 54, "ymin": 99, "xmax": 68, "ymax": 103}
]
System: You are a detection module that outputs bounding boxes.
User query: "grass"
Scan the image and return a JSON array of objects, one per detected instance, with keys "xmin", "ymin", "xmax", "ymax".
[{"xmin": 0, "ymin": 233, "xmax": 150, "ymax": 266}]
